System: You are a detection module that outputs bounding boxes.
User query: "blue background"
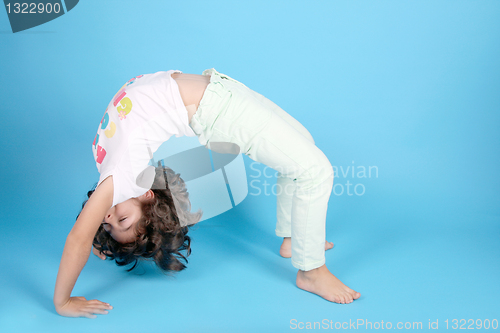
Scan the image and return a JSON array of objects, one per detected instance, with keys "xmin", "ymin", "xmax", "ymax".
[{"xmin": 0, "ymin": 0, "xmax": 499, "ymax": 332}]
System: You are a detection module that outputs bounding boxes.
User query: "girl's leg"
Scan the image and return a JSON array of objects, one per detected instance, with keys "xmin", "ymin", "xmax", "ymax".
[
  {"xmin": 244, "ymin": 89, "xmax": 334, "ymax": 256},
  {"xmin": 246, "ymin": 112, "xmax": 333, "ymax": 271},
  {"xmin": 239, "ymin": 99, "xmax": 359, "ymax": 303},
  {"xmin": 191, "ymin": 69, "xmax": 360, "ymax": 303},
  {"xmin": 200, "ymin": 73, "xmax": 331, "ymax": 270},
  {"xmin": 235, "ymin": 87, "xmax": 315, "ymax": 239}
]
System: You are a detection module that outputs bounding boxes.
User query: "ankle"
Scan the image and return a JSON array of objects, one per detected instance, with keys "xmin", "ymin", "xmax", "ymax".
[
  {"xmin": 299, "ymin": 264, "xmax": 327, "ymax": 278},
  {"xmin": 281, "ymin": 237, "xmax": 291, "ymax": 246}
]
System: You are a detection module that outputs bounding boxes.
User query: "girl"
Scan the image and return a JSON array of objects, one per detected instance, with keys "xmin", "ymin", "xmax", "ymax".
[{"xmin": 53, "ymin": 68, "xmax": 361, "ymax": 319}]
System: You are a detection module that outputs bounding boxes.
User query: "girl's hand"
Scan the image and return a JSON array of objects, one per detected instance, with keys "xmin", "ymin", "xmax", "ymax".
[
  {"xmin": 56, "ymin": 296, "xmax": 113, "ymax": 319},
  {"xmin": 92, "ymin": 246, "xmax": 107, "ymax": 260}
]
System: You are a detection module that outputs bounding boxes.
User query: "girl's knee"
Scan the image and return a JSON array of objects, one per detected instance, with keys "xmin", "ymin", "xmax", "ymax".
[
  {"xmin": 297, "ymin": 161, "xmax": 334, "ymax": 190},
  {"xmin": 321, "ymin": 163, "xmax": 334, "ymax": 185}
]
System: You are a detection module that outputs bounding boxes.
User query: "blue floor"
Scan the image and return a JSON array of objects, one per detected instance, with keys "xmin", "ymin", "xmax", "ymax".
[
  {"xmin": 1, "ymin": 1, "xmax": 499, "ymax": 332},
  {"xmin": 1, "ymin": 156, "xmax": 499, "ymax": 332}
]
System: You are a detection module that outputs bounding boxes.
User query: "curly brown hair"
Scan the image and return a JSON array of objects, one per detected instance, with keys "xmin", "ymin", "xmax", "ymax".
[{"xmin": 80, "ymin": 166, "xmax": 203, "ymax": 274}]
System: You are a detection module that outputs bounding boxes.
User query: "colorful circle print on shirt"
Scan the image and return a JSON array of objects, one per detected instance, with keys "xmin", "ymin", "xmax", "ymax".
[{"xmin": 92, "ymin": 75, "xmax": 143, "ymax": 164}]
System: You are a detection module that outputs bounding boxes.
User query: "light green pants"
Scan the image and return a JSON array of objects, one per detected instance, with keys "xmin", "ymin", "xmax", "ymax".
[{"xmin": 189, "ymin": 68, "xmax": 334, "ymax": 271}]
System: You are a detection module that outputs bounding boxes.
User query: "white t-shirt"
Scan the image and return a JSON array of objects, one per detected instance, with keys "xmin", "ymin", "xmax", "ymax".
[{"xmin": 92, "ymin": 70, "xmax": 196, "ymax": 207}]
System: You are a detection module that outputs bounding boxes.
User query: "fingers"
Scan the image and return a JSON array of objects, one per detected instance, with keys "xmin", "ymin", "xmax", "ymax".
[
  {"xmin": 83, "ymin": 313, "xmax": 97, "ymax": 319},
  {"xmin": 77, "ymin": 299, "xmax": 113, "ymax": 319},
  {"xmin": 82, "ymin": 301, "xmax": 113, "ymax": 319},
  {"xmin": 89, "ymin": 299, "xmax": 113, "ymax": 310},
  {"xmin": 86, "ymin": 308, "xmax": 109, "ymax": 315}
]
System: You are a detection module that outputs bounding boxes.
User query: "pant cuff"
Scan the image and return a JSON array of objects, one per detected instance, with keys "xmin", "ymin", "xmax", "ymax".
[
  {"xmin": 275, "ymin": 229, "xmax": 291, "ymax": 238},
  {"xmin": 291, "ymin": 258, "xmax": 325, "ymax": 271}
]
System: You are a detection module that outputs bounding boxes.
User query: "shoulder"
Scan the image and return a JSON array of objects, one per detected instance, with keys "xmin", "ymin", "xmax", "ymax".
[
  {"xmin": 92, "ymin": 176, "xmax": 114, "ymax": 208},
  {"xmin": 69, "ymin": 176, "xmax": 114, "ymax": 241}
]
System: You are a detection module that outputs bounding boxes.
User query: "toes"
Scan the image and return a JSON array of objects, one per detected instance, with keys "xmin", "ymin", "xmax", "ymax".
[
  {"xmin": 345, "ymin": 287, "xmax": 360, "ymax": 300},
  {"xmin": 330, "ymin": 293, "xmax": 348, "ymax": 304},
  {"xmin": 325, "ymin": 241, "xmax": 334, "ymax": 250}
]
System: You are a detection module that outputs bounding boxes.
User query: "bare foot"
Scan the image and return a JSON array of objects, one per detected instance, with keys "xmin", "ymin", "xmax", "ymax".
[
  {"xmin": 296, "ymin": 264, "xmax": 360, "ymax": 304},
  {"xmin": 279, "ymin": 237, "xmax": 334, "ymax": 258}
]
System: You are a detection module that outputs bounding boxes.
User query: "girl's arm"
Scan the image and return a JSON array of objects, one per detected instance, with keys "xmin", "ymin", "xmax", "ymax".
[{"xmin": 53, "ymin": 176, "xmax": 114, "ymax": 318}]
